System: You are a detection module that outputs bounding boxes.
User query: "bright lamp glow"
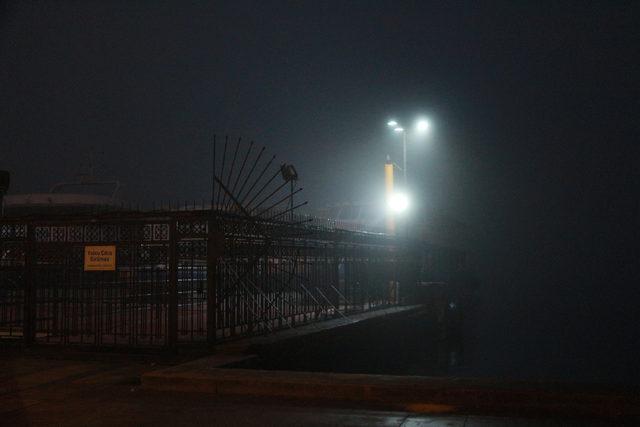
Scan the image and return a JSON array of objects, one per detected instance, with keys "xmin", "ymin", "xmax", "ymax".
[
  {"xmin": 393, "ymin": 127, "xmax": 404, "ymax": 132},
  {"xmin": 387, "ymin": 120, "xmax": 398, "ymax": 127},
  {"xmin": 415, "ymin": 118, "xmax": 431, "ymax": 133},
  {"xmin": 388, "ymin": 192, "xmax": 410, "ymax": 213}
]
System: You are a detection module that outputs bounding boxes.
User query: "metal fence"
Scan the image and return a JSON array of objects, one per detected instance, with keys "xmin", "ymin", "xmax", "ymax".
[
  {"xmin": 0, "ymin": 139, "xmax": 466, "ymax": 348},
  {"xmin": 0, "ymin": 210, "xmax": 411, "ymax": 348}
]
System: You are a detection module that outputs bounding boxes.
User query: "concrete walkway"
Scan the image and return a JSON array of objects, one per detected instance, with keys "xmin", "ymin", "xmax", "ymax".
[
  {"xmin": 141, "ymin": 306, "xmax": 640, "ymax": 421},
  {"xmin": 0, "ymin": 350, "xmax": 623, "ymax": 426}
]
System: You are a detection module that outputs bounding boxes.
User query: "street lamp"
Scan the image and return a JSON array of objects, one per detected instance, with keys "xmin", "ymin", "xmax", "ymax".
[
  {"xmin": 387, "ymin": 117, "xmax": 431, "ymax": 186},
  {"xmin": 387, "ymin": 192, "xmax": 410, "ymax": 213},
  {"xmin": 415, "ymin": 119, "xmax": 431, "ymax": 133}
]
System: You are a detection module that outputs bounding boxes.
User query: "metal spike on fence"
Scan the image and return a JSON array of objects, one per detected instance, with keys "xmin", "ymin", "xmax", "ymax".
[
  {"xmin": 221, "ymin": 137, "xmax": 241, "ymax": 210},
  {"xmin": 216, "ymin": 136, "xmax": 228, "ymax": 209},
  {"xmin": 211, "ymin": 134, "xmax": 216, "ymax": 209},
  {"xmin": 226, "ymin": 140, "xmax": 254, "ymax": 212},
  {"xmin": 239, "ymin": 154, "xmax": 276, "ymax": 208},
  {"xmin": 210, "ymin": 136, "xmax": 308, "ymax": 224},
  {"xmin": 237, "ymin": 146, "xmax": 265, "ymax": 205}
]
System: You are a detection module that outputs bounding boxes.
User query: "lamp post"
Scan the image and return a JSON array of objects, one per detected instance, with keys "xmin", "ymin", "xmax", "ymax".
[{"xmin": 387, "ymin": 118, "xmax": 431, "ymax": 187}]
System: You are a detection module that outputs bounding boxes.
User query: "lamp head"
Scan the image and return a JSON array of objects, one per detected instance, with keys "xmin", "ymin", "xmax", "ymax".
[
  {"xmin": 415, "ymin": 118, "xmax": 431, "ymax": 133},
  {"xmin": 387, "ymin": 192, "xmax": 409, "ymax": 213}
]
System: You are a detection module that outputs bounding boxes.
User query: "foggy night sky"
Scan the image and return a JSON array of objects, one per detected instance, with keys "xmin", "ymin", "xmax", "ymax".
[{"xmin": 2, "ymin": 1, "xmax": 639, "ymax": 384}]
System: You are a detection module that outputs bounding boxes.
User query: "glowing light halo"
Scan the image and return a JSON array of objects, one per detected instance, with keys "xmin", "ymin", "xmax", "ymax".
[{"xmin": 387, "ymin": 192, "xmax": 410, "ymax": 213}]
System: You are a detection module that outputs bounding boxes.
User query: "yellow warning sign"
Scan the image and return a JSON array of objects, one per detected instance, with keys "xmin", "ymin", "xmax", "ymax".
[{"xmin": 84, "ymin": 245, "xmax": 116, "ymax": 271}]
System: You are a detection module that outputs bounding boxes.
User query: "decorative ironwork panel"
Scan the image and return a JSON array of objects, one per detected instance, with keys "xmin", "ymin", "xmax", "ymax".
[
  {"xmin": 143, "ymin": 224, "xmax": 153, "ymax": 241},
  {"xmin": 51, "ymin": 226, "xmax": 67, "ymax": 242},
  {"xmin": 177, "ymin": 220, "xmax": 208, "ymax": 237},
  {"xmin": 35, "ymin": 226, "xmax": 50, "ymax": 242},
  {"xmin": 67, "ymin": 226, "xmax": 84, "ymax": 242},
  {"xmin": 192, "ymin": 221, "xmax": 207, "ymax": 235},
  {"xmin": 1, "ymin": 224, "xmax": 27, "ymax": 240},
  {"xmin": 153, "ymin": 224, "xmax": 169, "ymax": 241},
  {"xmin": 84, "ymin": 225, "xmax": 101, "ymax": 242},
  {"xmin": 152, "ymin": 245, "xmax": 169, "ymax": 264},
  {"xmin": 177, "ymin": 221, "xmax": 191, "ymax": 235},
  {"xmin": 0, "ymin": 242, "xmax": 26, "ymax": 266},
  {"xmin": 177, "ymin": 240, "xmax": 207, "ymax": 260},
  {"xmin": 177, "ymin": 241, "xmax": 189, "ymax": 258},
  {"xmin": 138, "ymin": 244, "xmax": 168, "ymax": 265},
  {"xmin": 101, "ymin": 225, "xmax": 117, "ymax": 242},
  {"xmin": 138, "ymin": 245, "xmax": 151, "ymax": 263},
  {"xmin": 119, "ymin": 224, "xmax": 141, "ymax": 242}
]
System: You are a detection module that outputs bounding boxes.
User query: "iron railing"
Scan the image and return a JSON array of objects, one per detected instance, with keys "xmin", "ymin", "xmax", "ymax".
[
  {"xmin": 1, "ymin": 138, "xmax": 463, "ymax": 348},
  {"xmin": 0, "ymin": 210, "xmax": 415, "ymax": 347}
]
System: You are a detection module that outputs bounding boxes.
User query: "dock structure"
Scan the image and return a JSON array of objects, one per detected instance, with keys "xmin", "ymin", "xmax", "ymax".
[{"xmin": 0, "ymin": 139, "xmax": 465, "ymax": 349}]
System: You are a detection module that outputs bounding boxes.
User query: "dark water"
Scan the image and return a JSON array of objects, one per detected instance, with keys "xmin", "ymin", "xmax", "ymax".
[
  {"xmin": 233, "ymin": 310, "xmax": 468, "ymax": 377},
  {"xmin": 230, "ymin": 306, "xmax": 639, "ymax": 391}
]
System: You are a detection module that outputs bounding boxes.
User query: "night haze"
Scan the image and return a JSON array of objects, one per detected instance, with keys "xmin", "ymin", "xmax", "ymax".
[{"xmin": 2, "ymin": 0, "xmax": 640, "ymax": 421}]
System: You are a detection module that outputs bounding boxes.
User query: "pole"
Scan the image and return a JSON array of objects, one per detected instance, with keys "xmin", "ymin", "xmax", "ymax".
[
  {"xmin": 206, "ymin": 219, "xmax": 220, "ymax": 344},
  {"xmin": 168, "ymin": 219, "xmax": 178, "ymax": 348},
  {"xmin": 384, "ymin": 157, "xmax": 395, "ymax": 235},
  {"xmin": 402, "ymin": 131, "xmax": 407, "ymax": 186},
  {"xmin": 402, "ymin": 131, "xmax": 409, "ymax": 240},
  {"xmin": 24, "ymin": 224, "xmax": 35, "ymax": 345},
  {"xmin": 290, "ymin": 180, "xmax": 294, "ymax": 222}
]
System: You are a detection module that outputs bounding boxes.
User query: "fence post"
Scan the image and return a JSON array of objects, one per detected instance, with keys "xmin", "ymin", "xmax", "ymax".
[
  {"xmin": 168, "ymin": 219, "xmax": 178, "ymax": 348},
  {"xmin": 206, "ymin": 219, "xmax": 220, "ymax": 344},
  {"xmin": 23, "ymin": 223, "xmax": 35, "ymax": 346}
]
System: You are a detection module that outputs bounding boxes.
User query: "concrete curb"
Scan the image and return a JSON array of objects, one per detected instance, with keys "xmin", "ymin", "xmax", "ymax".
[{"xmin": 142, "ymin": 367, "xmax": 639, "ymax": 419}]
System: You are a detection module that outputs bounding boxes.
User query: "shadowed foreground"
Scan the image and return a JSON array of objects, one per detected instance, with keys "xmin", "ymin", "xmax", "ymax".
[{"xmin": 1, "ymin": 346, "xmax": 637, "ymax": 426}]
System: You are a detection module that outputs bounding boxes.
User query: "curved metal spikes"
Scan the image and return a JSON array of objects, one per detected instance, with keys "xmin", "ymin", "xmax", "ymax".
[{"xmin": 211, "ymin": 136, "xmax": 305, "ymax": 223}]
